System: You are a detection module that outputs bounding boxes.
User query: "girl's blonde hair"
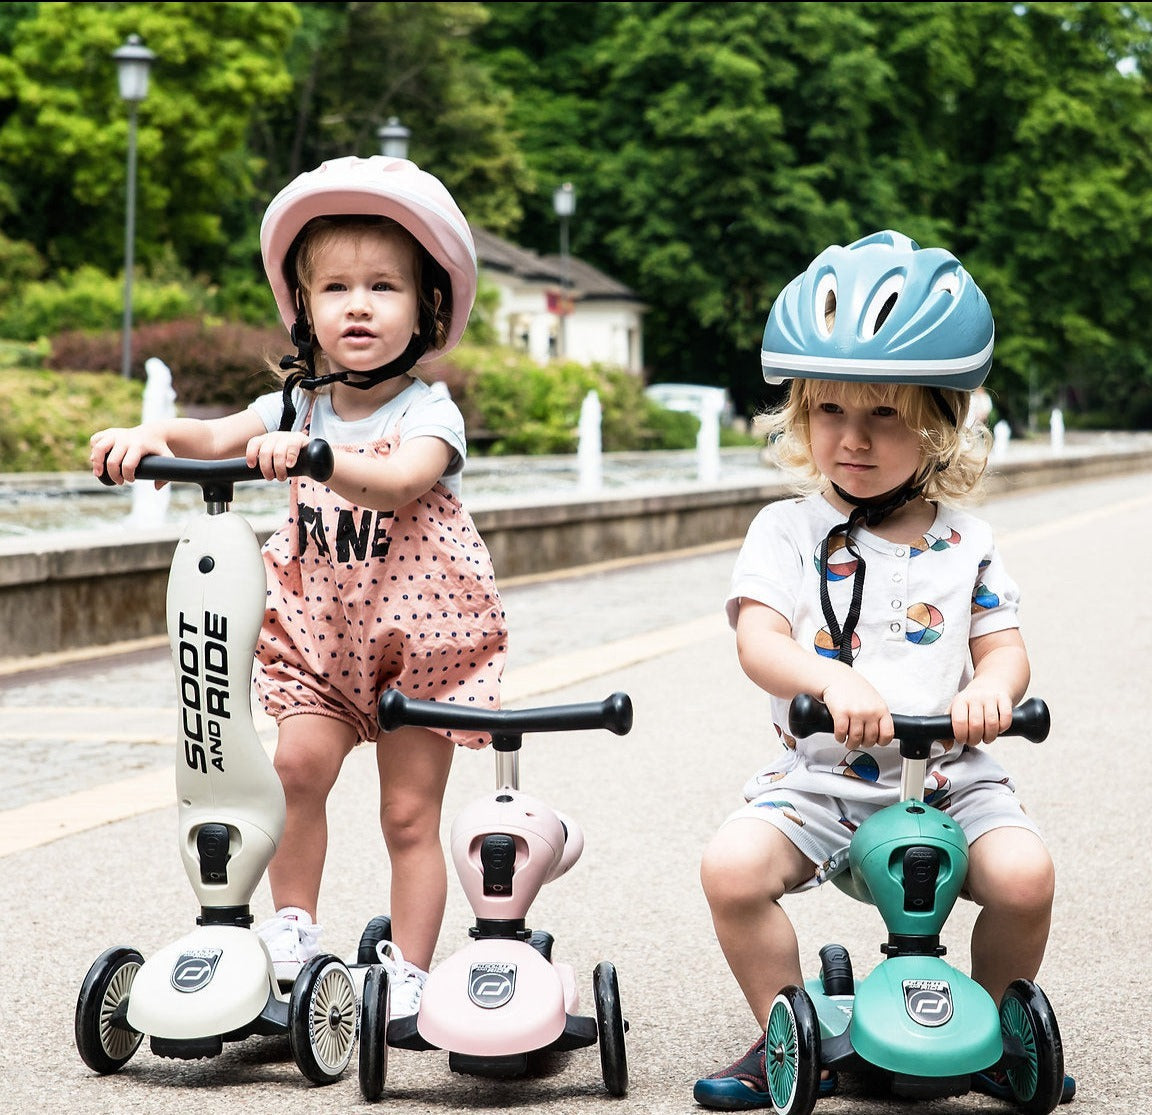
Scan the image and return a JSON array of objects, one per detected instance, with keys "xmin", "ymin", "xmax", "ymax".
[{"xmin": 760, "ymin": 379, "xmax": 991, "ymax": 505}]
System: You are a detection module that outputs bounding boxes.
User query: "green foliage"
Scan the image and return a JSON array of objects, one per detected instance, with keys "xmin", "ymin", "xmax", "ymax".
[
  {"xmin": 246, "ymin": 2, "xmax": 531, "ymax": 236},
  {"xmin": 476, "ymin": 1, "xmax": 1152, "ymax": 429},
  {"xmin": 446, "ymin": 345, "xmax": 698, "ymax": 455},
  {"xmin": 4, "ymin": 1, "xmax": 1152, "ymax": 437},
  {"xmin": 0, "ymin": 368, "xmax": 141, "ymax": 471},
  {"xmin": 0, "ymin": 2, "xmax": 297, "ymax": 275},
  {"xmin": 0, "ymin": 265, "xmax": 217, "ymax": 342}
]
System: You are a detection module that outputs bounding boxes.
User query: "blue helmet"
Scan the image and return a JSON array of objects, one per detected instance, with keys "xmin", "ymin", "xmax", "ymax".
[{"xmin": 761, "ymin": 230, "xmax": 994, "ymax": 390}]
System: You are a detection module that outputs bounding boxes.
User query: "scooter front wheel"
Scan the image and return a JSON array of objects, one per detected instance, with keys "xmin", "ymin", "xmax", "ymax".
[
  {"xmin": 289, "ymin": 954, "xmax": 357, "ymax": 1084},
  {"xmin": 764, "ymin": 985, "xmax": 821, "ymax": 1115},
  {"xmin": 593, "ymin": 960, "xmax": 628, "ymax": 1096},
  {"xmin": 997, "ymin": 979, "xmax": 1064, "ymax": 1115},
  {"xmin": 358, "ymin": 964, "xmax": 390, "ymax": 1102},
  {"xmin": 75, "ymin": 946, "xmax": 145, "ymax": 1074}
]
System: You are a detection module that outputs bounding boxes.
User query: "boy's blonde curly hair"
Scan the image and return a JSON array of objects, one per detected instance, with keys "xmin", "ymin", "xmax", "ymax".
[{"xmin": 760, "ymin": 379, "xmax": 991, "ymax": 505}]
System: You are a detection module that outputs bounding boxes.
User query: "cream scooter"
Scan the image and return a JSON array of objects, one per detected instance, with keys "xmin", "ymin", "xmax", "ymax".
[{"xmin": 75, "ymin": 442, "xmax": 359, "ymax": 1085}]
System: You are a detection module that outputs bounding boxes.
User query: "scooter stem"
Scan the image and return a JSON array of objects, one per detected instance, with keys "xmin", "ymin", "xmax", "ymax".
[
  {"xmin": 495, "ymin": 748, "xmax": 520, "ymax": 791},
  {"xmin": 899, "ymin": 755, "xmax": 927, "ymax": 803}
]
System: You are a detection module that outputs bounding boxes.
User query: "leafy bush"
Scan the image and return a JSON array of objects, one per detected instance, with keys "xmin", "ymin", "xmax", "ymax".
[
  {"xmin": 0, "ymin": 368, "xmax": 141, "ymax": 471},
  {"xmin": 48, "ymin": 320, "xmax": 287, "ymax": 408},
  {"xmin": 430, "ymin": 345, "xmax": 699, "ymax": 455},
  {"xmin": 0, "ymin": 265, "xmax": 216, "ymax": 342},
  {"xmin": 3, "ymin": 332, "xmax": 704, "ymax": 471}
]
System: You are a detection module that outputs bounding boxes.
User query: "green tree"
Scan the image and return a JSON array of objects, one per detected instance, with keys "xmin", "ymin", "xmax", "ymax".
[
  {"xmin": 0, "ymin": 2, "xmax": 298, "ymax": 281},
  {"xmin": 249, "ymin": 2, "xmax": 532, "ymax": 236},
  {"xmin": 477, "ymin": 1, "xmax": 1152, "ymax": 428}
]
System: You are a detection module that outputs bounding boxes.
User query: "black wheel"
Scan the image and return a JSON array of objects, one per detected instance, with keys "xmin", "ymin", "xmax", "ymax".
[
  {"xmin": 289, "ymin": 954, "xmax": 357, "ymax": 1084},
  {"xmin": 357, "ymin": 915, "xmax": 392, "ymax": 965},
  {"xmin": 358, "ymin": 964, "xmax": 390, "ymax": 1101},
  {"xmin": 593, "ymin": 960, "xmax": 628, "ymax": 1097},
  {"xmin": 764, "ymin": 985, "xmax": 821, "ymax": 1115},
  {"xmin": 997, "ymin": 979, "xmax": 1064, "ymax": 1115},
  {"xmin": 75, "ymin": 946, "xmax": 144, "ymax": 1074}
]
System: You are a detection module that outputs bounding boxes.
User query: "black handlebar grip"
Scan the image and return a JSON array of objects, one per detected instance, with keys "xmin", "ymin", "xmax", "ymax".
[
  {"xmin": 788, "ymin": 693, "xmax": 1050, "ymax": 744},
  {"xmin": 378, "ymin": 689, "xmax": 633, "ymax": 737},
  {"xmin": 101, "ymin": 439, "xmax": 334, "ymax": 487}
]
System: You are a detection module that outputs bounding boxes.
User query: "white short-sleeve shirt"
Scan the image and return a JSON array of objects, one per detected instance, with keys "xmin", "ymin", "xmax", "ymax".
[
  {"xmin": 249, "ymin": 376, "xmax": 468, "ymax": 497},
  {"xmin": 726, "ymin": 491, "xmax": 1022, "ymax": 794}
]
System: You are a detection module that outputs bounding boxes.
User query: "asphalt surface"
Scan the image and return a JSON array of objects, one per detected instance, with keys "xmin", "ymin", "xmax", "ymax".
[{"xmin": 2, "ymin": 469, "xmax": 1151, "ymax": 1113}]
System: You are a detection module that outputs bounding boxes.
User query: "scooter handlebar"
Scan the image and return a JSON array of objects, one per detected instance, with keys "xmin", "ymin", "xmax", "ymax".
[
  {"xmin": 99, "ymin": 439, "xmax": 335, "ymax": 488},
  {"xmin": 378, "ymin": 689, "xmax": 634, "ymax": 738},
  {"xmin": 788, "ymin": 693, "xmax": 1050, "ymax": 752}
]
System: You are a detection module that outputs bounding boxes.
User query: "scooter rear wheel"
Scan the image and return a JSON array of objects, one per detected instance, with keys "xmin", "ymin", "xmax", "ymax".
[
  {"xmin": 593, "ymin": 960, "xmax": 628, "ymax": 1096},
  {"xmin": 358, "ymin": 964, "xmax": 390, "ymax": 1102},
  {"xmin": 997, "ymin": 979, "xmax": 1064, "ymax": 1115},
  {"xmin": 289, "ymin": 954, "xmax": 357, "ymax": 1084},
  {"xmin": 764, "ymin": 985, "xmax": 821, "ymax": 1115},
  {"xmin": 75, "ymin": 946, "xmax": 144, "ymax": 1074}
]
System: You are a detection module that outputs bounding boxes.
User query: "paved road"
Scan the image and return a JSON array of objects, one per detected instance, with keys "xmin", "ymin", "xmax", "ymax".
[{"xmin": 2, "ymin": 471, "xmax": 1150, "ymax": 1112}]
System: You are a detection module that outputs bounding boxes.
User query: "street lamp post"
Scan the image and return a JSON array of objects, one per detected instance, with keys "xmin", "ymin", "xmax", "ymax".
[
  {"xmin": 378, "ymin": 117, "xmax": 411, "ymax": 159},
  {"xmin": 113, "ymin": 34, "xmax": 155, "ymax": 379},
  {"xmin": 552, "ymin": 181, "xmax": 576, "ymax": 358}
]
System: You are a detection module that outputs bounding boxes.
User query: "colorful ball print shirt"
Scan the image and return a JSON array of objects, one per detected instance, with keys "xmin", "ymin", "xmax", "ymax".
[{"xmin": 726, "ymin": 491, "xmax": 1023, "ymax": 799}]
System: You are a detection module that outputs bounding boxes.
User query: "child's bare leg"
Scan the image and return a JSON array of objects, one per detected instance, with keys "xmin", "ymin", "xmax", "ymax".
[
  {"xmin": 375, "ymin": 725, "xmax": 455, "ymax": 971},
  {"xmin": 700, "ymin": 818, "xmax": 815, "ymax": 1027},
  {"xmin": 965, "ymin": 827, "xmax": 1055, "ymax": 1005},
  {"xmin": 267, "ymin": 713, "xmax": 357, "ymax": 916}
]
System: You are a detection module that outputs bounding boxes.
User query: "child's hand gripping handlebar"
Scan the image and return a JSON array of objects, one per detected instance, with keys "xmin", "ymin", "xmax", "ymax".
[
  {"xmin": 99, "ymin": 440, "xmax": 334, "ymax": 503},
  {"xmin": 787, "ymin": 693, "xmax": 1051, "ymax": 759}
]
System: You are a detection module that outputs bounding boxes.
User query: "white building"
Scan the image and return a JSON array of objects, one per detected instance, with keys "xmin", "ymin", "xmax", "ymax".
[{"xmin": 472, "ymin": 227, "xmax": 646, "ymax": 373}]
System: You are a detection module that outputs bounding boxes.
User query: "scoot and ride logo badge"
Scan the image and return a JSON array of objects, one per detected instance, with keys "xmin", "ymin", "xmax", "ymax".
[
  {"xmin": 171, "ymin": 948, "xmax": 223, "ymax": 993},
  {"xmin": 468, "ymin": 963, "xmax": 517, "ymax": 1008},
  {"xmin": 902, "ymin": 979, "xmax": 954, "ymax": 1026},
  {"xmin": 177, "ymin": 610, "xmax": 232, "ymax": 775}
]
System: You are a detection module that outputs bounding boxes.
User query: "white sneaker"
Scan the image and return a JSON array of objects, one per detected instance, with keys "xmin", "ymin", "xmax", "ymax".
[
  {"xmin": 374, "ymin": 940, "xmax": 428, "ymax": 1020},
  {"xmin": 255, "ymin": 907, "xmax": 323, "ymax": 983}
]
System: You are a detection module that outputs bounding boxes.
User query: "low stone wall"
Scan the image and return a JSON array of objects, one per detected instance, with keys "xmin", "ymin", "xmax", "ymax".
[{"xmin": 2, "ymin": 446, "xmax": 1151, "ymax": 666}]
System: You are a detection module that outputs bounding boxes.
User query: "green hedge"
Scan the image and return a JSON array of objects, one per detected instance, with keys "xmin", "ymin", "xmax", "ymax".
[{"xmin": 0, "ymin": 339, "xmax": 703, "ymax": 471}]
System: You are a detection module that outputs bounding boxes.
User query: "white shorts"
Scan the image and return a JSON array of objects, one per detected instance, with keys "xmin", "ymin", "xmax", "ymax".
[{"xmin": 725, "ymin": 775, "xmax": 1042, "ymax": 892}]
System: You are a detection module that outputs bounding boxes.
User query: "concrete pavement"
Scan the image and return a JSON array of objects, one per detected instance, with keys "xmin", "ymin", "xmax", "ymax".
[{"xmin": 3, "ymin": 469, "xmax": 1152, "ymax": 1112}]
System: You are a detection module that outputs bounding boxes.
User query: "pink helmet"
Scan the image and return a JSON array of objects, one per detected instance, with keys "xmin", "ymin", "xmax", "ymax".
[{"xmin": 259, "ymin": 155, "xmax": 478, "ymax": 360}]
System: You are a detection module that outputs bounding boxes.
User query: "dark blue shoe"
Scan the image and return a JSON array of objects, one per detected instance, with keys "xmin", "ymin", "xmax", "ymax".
[
  {"xmin": 693, "ymin": 1034, "xmax": 837, "ymax": 1109},
  {"xmin": 972, "ymin": 1068, "xmax": 1076, "ymax": 1105}
]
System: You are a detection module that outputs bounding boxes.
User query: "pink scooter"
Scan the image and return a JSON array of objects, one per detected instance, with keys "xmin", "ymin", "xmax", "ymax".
[{"xmin": 354, "ymin": 689, "xmax": 634, "ymax": 1101}]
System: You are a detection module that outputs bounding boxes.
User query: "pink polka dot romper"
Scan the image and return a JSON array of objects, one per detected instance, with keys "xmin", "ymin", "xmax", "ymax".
[{"xmin": 254, "ymin": 422, "xmax": 507, "ymax": 750}]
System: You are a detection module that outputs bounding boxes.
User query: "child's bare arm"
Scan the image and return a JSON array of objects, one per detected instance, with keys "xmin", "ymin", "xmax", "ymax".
[
  {"xmin": 951, "ymin": 628, "xmax": 1031, "ymax": 744},
  {"xmin": 245, "ymin": 431, "xmax": 453, "ymax": 508},
  {"xmin": 90, "ymin": 411, "xmax": 265, "ymax": 484},
  {"xmin": 735, "ymin": 599, "xmax": 894, "ymax": 747}
]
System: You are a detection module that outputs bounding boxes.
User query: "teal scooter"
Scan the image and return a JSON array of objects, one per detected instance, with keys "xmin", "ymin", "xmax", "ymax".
[{"xmin": 763, "ymin": 694, "xmax": 1064, "ymax": 1115}]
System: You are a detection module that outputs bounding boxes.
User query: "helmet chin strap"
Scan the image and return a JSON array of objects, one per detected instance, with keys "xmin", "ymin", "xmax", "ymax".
[
  {"xmin": 818, "ymin": 477, "xmax": 924, "ymax": 666},
  {"xmin": 275, "ymin": 310, "xmax": 428, "ymax": 432}
]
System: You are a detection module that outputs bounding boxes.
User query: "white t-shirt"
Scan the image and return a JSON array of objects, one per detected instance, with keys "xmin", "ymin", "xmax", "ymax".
[
  {"xmin": 248, "ymin": 376, "xmax": 468, "ymax": 497},
  {"xmin": 726, "ymin": 491, "xmax": 1022, "ymax": 792}
]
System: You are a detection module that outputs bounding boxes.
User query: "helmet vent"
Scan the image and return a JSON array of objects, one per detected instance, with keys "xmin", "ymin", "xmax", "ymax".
[
  {"xmin": 863, "ymin": 273, "xmax": 906, "ymax": 338},
  {"xmin": 814, "ymin": 272, "xmax": 838, "ymax": 338},
  {"xmin": 874, "ymin": 292, "xmax": 898, "ymax": 332}
]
